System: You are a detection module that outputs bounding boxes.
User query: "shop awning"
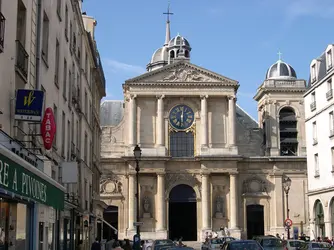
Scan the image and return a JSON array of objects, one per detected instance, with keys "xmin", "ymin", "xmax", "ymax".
[
  {"xmin": 0, "ymin": 144, "xmax": 65, "ymax": 210},
  {"xmin": 100, "ymin": 218, "xmax": 118, "ymax": 234}
]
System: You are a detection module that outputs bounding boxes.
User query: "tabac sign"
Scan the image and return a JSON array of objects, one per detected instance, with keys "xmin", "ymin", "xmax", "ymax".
[
  {"xmin": 41, "ymin": 108, "xmax": 56, "ymax": 150},
  {"xmin": 15, "ymin": 89, "xmax": 44, "ymax": 121}
]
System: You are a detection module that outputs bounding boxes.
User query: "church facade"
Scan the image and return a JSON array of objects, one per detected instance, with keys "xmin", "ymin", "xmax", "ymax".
[{"xmin": 99, "ymin": 15, "xmax": 309, "ymax": 241}]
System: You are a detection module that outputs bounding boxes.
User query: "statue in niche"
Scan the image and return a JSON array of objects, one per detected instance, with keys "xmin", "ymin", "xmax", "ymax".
[
  {"xmin": 116, "ymin": 181, "xmax": 122, "ymax": 193},
  {"xmin": 215, "ymin": 196, "xmax": 225, "ymax": 218},
  {"xmin": 143, "ymin": 196, "xmax": 151, "ymax": 218}
]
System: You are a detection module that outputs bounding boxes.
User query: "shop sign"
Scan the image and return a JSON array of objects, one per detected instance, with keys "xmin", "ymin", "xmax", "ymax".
[
  {"xmin": 41, "ymin": 107, "xmax": 56, "ymax": 150},
  {"xmin": 14, "ymin": 89, "xmax": 44, "ymax": 121},
  {"xmin": 0, "ymin": 152, "xmax": 64, "ymax": 210}
]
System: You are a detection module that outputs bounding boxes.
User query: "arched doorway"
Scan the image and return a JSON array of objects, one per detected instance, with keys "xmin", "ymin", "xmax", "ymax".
[
  {"xmin": 279, "ymin": 107, "xmax": 298, "ymax": 156},
  {"xmin": 330, "ymin": 198, "xmax": 334, "ymax": 237},
  {"xmin": 247, "ymin": 204, "xmax": 264, "ymax": 239},
  {"xmin": 169, "ymin": 184, "xmax": 197, "ymax": 241},
  {"xmin": 103, "ymin": 206, "xmax": 118, "ymax": 240},
  {"xmin": 314, "ymin": 200, "xmax": 325, "ymax": 238}
]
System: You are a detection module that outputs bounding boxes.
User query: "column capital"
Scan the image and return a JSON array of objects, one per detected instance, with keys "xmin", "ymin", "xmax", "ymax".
[
  {"xmin": 156, "ymin": 94, "xmax": 165, "ymax": 100},
  {"xmin": 157, "ymin": 172, "xmax": 166, "ymax": 176},
  {"xmin": 130, "ymin": 94, "xmax": 137, "ymax": 100},
  {"xmin": 200, "ymin": 95, "xmax": 209, "ymax": 100},
  {"xmin": 229, "ymin": 171, "xmax": 239, "ymax": 176},
  {"xmin": 200, "ymin": 172, "xmax": 210, "ymax": 177},
  {"xmin": 228, "ymin": 95, "xmax": 237, "ymax": 101}
]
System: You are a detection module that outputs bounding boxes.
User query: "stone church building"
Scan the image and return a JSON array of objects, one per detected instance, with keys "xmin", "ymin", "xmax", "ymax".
[{"xmin": 99, "ymin": 15, "xmax": 309, "ymax": 241}]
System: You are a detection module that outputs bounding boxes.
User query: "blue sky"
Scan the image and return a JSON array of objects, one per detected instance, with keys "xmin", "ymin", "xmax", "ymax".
[{"xmin": 83, "ymin": 0, "xmax": 334, "ymax": 119}]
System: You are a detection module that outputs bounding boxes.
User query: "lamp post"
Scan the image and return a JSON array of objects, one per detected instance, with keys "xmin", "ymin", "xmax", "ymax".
[
  {"xmin": 133, "ymin": 145, "xmax": 142, "ymax": 249},
  {"xmin": 283, "ymin": 176, "xmax": 292, "ymax": 239}
]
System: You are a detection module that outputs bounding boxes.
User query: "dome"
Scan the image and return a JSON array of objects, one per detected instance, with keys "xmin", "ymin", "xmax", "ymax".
[
  {"xmin": 168, "ymin": 34, "xmax": 190, "ymax": 48},
  {"xmin": 265, "ymin": 60, "xmax": 297, "ymax": 80},
  {"xmin": 150, "ymin": 46, "xmax": 168, "ymax": 63}
]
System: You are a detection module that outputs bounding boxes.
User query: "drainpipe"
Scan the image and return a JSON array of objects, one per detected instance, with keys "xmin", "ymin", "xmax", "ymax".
[{"xmin": 35, "ymin": 0, "xmax": 42, "ymax": 90}]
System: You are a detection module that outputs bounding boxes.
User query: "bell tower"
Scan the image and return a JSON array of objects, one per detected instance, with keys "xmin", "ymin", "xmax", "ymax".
[{"xmin": 254, "ymin": 55, "xmax": 307, "ymax": 156}]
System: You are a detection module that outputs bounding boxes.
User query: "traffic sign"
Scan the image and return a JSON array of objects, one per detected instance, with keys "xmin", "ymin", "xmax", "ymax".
[
  {"xmin": 133, "ymin": 222, "xmax": 144, "ymax": 226},
  {"xmin": 284, "ymin": 218, "xmax": 293, "ymax": 227}
]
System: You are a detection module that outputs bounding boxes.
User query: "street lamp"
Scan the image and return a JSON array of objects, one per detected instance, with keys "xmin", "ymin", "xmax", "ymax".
[
  {"xmin": 133, "ymin": 145, "xmax": 142, "ymax": 247},
  {"xmin": 283, "ymin": 176, "xmax": 292, "ymax": 239}
]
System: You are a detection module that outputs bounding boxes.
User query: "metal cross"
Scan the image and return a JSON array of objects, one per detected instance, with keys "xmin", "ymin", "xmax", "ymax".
[
  {"xmin": 277, "ymin": 51, "xmax": 283, "ymax": 61},
  {"xmin": 163, "ymin": 1, "xmax": 174, "ymax": 22}
]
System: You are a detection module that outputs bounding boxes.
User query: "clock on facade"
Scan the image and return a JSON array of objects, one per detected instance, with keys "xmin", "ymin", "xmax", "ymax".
[{"xmin": 169, "ymin": 104, "xmax": 195, "ymax": 130}]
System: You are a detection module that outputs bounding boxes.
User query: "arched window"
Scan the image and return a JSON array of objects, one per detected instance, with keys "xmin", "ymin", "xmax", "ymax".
[
  {"xmin": 185, "ymin": 50, "xmax": 190, "ymax": 58},
  {"xmin": 169, "ymin": 131, "xmax": 194, "ymax": 157},
  {"xmin": 170, "ymin": 50, "xmax": 175, "ymax": 59},
  {"xmin": 279, "ymin": 107, "xmax": 298, "ymax": 156},
  {"xmin": 314, "ymin": 200, "xmax": 325, "ymax": 238}
]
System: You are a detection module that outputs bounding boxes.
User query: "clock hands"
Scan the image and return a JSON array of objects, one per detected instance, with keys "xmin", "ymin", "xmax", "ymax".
[{"xmin": 181, "ymin": 110, "xmax": 184, "ymax": 123}]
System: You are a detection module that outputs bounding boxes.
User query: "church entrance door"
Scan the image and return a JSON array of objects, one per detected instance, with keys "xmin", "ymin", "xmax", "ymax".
[
  {"xmin": 169, "ymin": 184, "xmax": 197, "ymax": 241},
  {"xmin": 247, "ymin": 204, "xmax": 264, "ymax": 239},
  {"xmin": 103, "ymin": 206, "xmax": 118, "ymax": 240}
]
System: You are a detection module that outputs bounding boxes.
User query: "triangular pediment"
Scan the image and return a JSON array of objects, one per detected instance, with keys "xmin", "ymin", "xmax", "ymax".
[{"xmin": 124, "ymin": 61, "xmax": 238, "ymax": 87}]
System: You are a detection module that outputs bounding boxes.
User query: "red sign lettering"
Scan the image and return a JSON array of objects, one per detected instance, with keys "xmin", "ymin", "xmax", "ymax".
[{"xmin": 41, "ymin": 107, "xmax": 56, "ymax": 150}]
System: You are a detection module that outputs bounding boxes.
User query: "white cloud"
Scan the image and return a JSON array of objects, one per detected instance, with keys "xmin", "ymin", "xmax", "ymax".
[{"xmin": 104, "ymin": 59, "xmax": 146, "ymax": 75}]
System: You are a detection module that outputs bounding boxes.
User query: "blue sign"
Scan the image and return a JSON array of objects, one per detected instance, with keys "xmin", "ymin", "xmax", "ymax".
[{"xmin": 15, "ymin": 89, "xmax": 44, "ymax": 121}]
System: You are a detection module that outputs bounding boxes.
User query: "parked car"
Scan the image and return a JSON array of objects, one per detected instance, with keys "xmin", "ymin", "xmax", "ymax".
[
  {"xmin": 254, "ymin": 236, "xmax": 284, "ymax": 250},
  {"xmin": 151, "ymin": 239, "xmax": 176, "ymax": 250},
  {"xmin": 221, "ymin": 240, "xmax": 263, "ymax": 250},
  {"xmin": 283, "ymin": 240, "xmax": 305, "ymax": 250}
]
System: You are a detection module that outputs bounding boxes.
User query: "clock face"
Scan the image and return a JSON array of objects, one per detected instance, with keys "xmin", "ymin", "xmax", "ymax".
[{"xmin": 169, "ymin": 104, "xmax": 195, "ymax": 130}]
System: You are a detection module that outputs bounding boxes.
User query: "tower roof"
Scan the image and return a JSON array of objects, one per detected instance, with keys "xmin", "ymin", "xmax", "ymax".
[{"xmin": 265, "ymin": 59, "xmax": 297, "ymax": 80}]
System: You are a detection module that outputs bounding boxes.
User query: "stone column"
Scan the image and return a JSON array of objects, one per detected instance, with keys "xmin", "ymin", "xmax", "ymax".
[
  {"xmin": 201, "ymin": 173, "xmax": 211, "ymax": 229},
  {"xmin": 229, "ymin": 173, "xmax": 239, "ymax": 229},
  {"xmin": 201, "ymin": 95, "xmax": 208, "ymax": 147},
  {"xmin": 156, "ymin": 95, "xmax": 165, "ymax": 147},
  {"xmin": 156, "ymin": 174, "xmax": 166, "ymax": 231},
  {"xmin": 228, "ymin": 96, "xmax": 236, "ymax": 146},
  {"xmin": 128, "ymin": 174, "xmax": 136, "ymax": 230},
  {"xmin": 128, "ymin": 95, "xmax": 137, "ymax": 146}
]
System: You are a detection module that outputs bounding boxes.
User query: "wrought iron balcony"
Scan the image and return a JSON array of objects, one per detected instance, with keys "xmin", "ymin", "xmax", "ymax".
[
  {"xmin": 15, "ymin": 40, "xmax": 29, "ymax": 81},
  {"xmin": 310, "ymin": 101, "xmax": 316, "ymax": 111},
  {"xmin": 0, "ymin": 12, "xmax": 5, "ymax": 53},
  {"xmin": 326, "ymin": 89, "xmax": 333, "ymax": 100}
]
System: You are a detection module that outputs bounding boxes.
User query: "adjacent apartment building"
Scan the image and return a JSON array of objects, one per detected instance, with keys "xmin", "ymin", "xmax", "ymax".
[
  {"xmin": 305, "ymin": 44, "xmax": 334, "ymax": 239},
  {"xmin": 0, "ymin": 0, "xmax": 106, "ymax": 249}
]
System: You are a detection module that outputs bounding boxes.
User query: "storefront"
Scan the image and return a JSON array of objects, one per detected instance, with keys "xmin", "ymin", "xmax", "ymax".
[{"xmin": 0, "ymin": 144, "xmax": 65, "ymax": 250}]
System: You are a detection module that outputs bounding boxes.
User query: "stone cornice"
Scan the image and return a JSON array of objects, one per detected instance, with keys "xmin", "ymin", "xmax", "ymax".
[{"xmin": 254, "ymin": 87, "xmax": 306, "ymax": 101}]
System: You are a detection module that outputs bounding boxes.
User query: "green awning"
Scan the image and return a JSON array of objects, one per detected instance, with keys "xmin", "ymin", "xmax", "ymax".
[{"xmin": 0, "ymin": 145, "xmax": 65, "ymax": 210}]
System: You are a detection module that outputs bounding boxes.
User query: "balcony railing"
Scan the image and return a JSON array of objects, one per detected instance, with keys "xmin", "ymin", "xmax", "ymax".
[
  {"xmin": 314, "ymin": 169, "xmax": 320, "ymax": 177},
  {"xmin": 326, "ymin": 89, "xmax": 333, "ymax": 100},
  {"xmin": 0, "ymin": 12, "xmax": 5, "ymax": 53},
  {"xmin": 15, "ymin": 40, "xmax": 29, "ymax": 81},
  {"xmin": 310, "ymin": 101, "xmax": 316, "ymax": 111},
  {"xmin": 313, "ymin": 138, "xmax": 318, "ymax": 145}
]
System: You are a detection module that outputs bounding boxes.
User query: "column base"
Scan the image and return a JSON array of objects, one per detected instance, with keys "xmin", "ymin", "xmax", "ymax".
[{"xmin": 228, "ymin": 228, "xmax": 241, "ymax": 239}]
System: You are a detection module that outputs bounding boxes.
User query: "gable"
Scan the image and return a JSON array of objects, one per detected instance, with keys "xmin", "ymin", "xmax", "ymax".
[{"xmin": 124, "ymin": 61, "xmax": 239, "ymax": 87}]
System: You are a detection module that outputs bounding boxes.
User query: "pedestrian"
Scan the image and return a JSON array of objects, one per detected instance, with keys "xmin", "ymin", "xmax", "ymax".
[
  {"xmin": 91, "ymin": 237, "xmax": 101, "ymax": 250},
  {"xmin": 123, "ymin": 239, "xmax": 131, "ymax": 250},
  {"xmin": 105, "ymin": 237, "xmax": 114, "ymax": 250},
  {"xmin": 77, "ymin": 240, "xmax": 84, "ymax": 250},
  {"xmin": 112, "ymin": 240, "xmax": 123, "ymax": 250}
]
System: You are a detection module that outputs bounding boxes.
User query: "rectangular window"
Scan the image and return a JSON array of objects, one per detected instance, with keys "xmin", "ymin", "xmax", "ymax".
[
  {"xmin": 53, "ymin": 104, "xmax": 57, "ymax": 147},
  {"xmin": 310, "ymin": 92, "xmax": 316, "ymax": 111},
  {"xmin": 314, "ymin": 154, "xmax": 319, "ymax": 176},
  {"xmin": 63, "ymin": 59, "xmax": 67, "ymax": 99},
  {"xmin": 331, "ymin": 147, "xmax": 334, "ymax": 173},
  {"xmin": 170, "ymin": 131, "xmax": 194, "ymax": 157},
  {"xmin": 61, "ymin": 111, "xmax": 65, "ymax": 156},
  {"xmin": 65, "ymin": 5, "xmax": 68, "ymax": 40},
  {"xmin": 312, "ymin": 64, "xmax": 316, "ymax": 82},
  {"xmin": 328, "ymin": 50, "xmax": 332, "ymax": 68},
  {"xmin": 76, "ymin": 120, "xmax": 79, "ymax": 151},
  {"xmin": 56, "ymin": 0, "xmax": 61, "ymax": 19},
  {"xmin": 69, "ymin": 21, "xmax": 72, "ymax": 50},
  {"xmin": 85, "ymin": 52, "xmax": 88, "ymax": 74},
  {"xmin": 313, "ymin": 121, "xmax": 317, "ymax": 145},
  {"xmin": 84, "ymin": 132, "xmax": 88, "ymax": 162},
  {"xmin": 330, "ymin": 112, "xmax": 334, "ymax": 137},
  {"xmin": 327, "ymin": 79, "xmax": 333, "ymax": 100},
  {"xmin": 311, "ymin": 92, "xmax": 316, "ymax": 102},
  {"xmin": 42, "ymin": 12, "xmax": 49, "ymax": 62},
  {"xmin": 84, "ymin": 179, "xmax": 88, "ymax": 210},
  {"xmin": 55, "ymin": 39, "xmax": 60, "ymax": 86},
  {"xmin": 84, "ymin": 90, "xmax": 88, "ymax": 116},
  {"xmin": 67, "ymin": 120, "xmax": 70, "ymax": 160},
  {"xmin": 68, "ymin": 69, "xmax": 72, "ymax": 102}
]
